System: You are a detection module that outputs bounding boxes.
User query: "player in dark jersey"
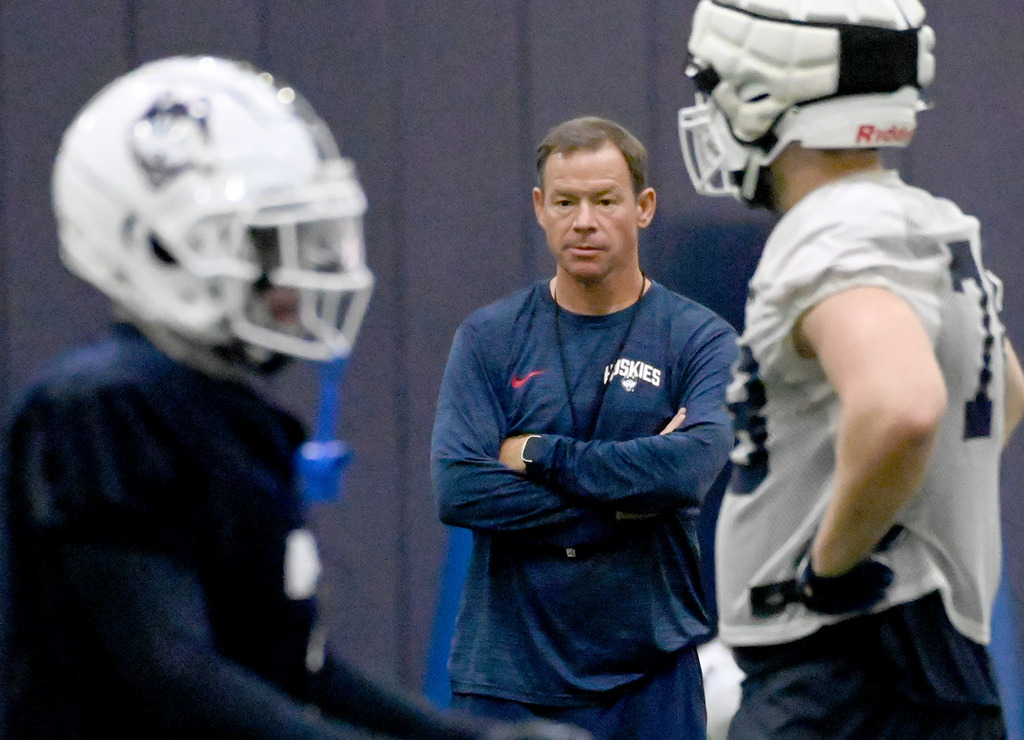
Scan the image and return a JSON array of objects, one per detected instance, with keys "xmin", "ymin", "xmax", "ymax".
[
  {"xmin": 0, "ymin": 55, "xmax": 589, "ymax": 740},
  {"xmin": 431, "ymin": 117, "xmax": 737, "ymax": 740},
  {"xmin": 677, "ymin": 1, "xmax": 1024, "ymax": 737}
]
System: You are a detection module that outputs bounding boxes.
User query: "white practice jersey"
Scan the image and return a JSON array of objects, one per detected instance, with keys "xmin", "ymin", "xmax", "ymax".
[{"xmin": 716, "ymin": 170, "xmax": 1007, "ymax": 647}]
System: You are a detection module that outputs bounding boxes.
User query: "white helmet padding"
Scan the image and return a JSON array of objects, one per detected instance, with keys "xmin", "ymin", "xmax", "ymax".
[{"xmin": 678, "ymin": 0, "xmax": 936, "ymax": 206}]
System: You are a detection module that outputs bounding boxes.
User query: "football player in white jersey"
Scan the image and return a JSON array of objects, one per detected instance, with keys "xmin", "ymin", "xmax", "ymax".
[{"xmin": 677, "ymin": 1, "xmax": 1024, "ymax": 737}]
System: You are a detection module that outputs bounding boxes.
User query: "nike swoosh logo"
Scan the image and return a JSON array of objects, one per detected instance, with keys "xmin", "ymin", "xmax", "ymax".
[{"xmin": 510, "ymin": 370, "xmax": 546, "ymax": 388}]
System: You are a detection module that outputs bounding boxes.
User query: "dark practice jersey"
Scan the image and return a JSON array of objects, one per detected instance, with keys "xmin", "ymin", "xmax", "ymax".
[
  {"xmin": 1, "ymin": 323, "xmax": 483, "ymax": 740},
  {"xmin": 431, "ymin": 281, "xmax": 737, "ymax": 705}
]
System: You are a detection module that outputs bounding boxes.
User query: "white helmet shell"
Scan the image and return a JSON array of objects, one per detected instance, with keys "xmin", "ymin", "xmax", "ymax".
[
  {"xmin": 53, "ymin": 56, "xmax": 374, "ymax": 361},
  {"xmin": 678, "ymin": 0, "xmax": 936, "ymax": 205}
]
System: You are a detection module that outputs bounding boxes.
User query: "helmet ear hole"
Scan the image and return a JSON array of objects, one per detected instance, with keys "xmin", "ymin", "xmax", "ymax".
[
  {"xmin": 741, "ymin": 89, "xmax": 771, "ymax": 104},
  {"xmin": 149, "ymin": 234, "xmax": 178, "ymax": 265}
]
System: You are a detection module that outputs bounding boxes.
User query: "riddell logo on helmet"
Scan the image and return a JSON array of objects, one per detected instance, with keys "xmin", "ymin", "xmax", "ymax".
[{"xmin": 856, "ymin": 125, "xmax": 914, "ymax": 145}]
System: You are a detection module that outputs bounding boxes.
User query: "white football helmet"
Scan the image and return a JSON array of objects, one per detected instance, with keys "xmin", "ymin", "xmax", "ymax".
[
  {"xmin": 678, "ymin": 0, "xmax": 936, "ymax": 207},
  {"xmin": 53, "ymin": 55, "xmax": 374, "ymax": 362}
]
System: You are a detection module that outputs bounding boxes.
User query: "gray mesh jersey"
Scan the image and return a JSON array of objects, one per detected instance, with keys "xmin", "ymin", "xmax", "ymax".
[{"xmin": 716, "ymin": 170, "xmax": 1007, "ymax": 648}]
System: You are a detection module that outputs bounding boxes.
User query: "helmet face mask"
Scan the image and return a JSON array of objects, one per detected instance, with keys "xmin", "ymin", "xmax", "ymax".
[
  {"xmin": 678, "ymin": 92, "xmax": 774, "ymax": 205},
  {"xmin": 229, "ymin": 172, "xmax": 373, "ymax": 360},
  {"xmin": 678, "ymin": 0, "xmax": 936, "ymax": 208},
  {"xmin": 678, "ymin": 94, "xmax": 747, "ymax": 201},
  {"xmin": 53, "ymin": 56, "xmax": 374, "ymax": 362}
]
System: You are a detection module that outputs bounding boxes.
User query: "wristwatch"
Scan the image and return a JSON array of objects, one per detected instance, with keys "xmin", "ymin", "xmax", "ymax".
[{"xmin": 521, "ymin": 434, "xmax": 543, "ymax": 464}]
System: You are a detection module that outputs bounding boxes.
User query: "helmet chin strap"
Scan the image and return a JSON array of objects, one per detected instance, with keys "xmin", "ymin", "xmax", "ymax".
[
  {"xmin": 740, "ymin": 164, "xmax": 779, "ymax": 211},
  {"xmin": 296, "ymin": 354, "xmax": 353, "ymax": 504},
  {"xmin": 239, "ymin": 344, "xmax": 292, "ymax": 375}
]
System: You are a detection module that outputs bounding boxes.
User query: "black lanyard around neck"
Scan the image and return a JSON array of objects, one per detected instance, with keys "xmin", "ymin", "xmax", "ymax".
[{"xmin": 552, "ymin": 274, "xmax": 646, "ymax": 439}]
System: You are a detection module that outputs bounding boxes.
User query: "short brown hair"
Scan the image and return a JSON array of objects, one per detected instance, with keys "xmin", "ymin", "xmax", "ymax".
[{"xmin": 536, "ymin": 116, "xmax": 648, "ymax": 195}]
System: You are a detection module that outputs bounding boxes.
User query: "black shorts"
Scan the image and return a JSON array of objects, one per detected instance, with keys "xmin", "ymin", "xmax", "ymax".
[{"xmin": 727, "ymin": 592, "xmax": 1006, "ymax": 740}]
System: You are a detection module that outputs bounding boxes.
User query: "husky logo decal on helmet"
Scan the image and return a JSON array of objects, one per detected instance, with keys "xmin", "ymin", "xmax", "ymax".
[
  {"xmin": 131, "ymin": 94, "xmax": 213, "ymax": 189},
  {"xmin": 678, "ymin": 0, "xmax": 936, "ymax": 207},
  {"xmin": 53, "ymin": 56, "xmax": 374, "ymax": 362}
]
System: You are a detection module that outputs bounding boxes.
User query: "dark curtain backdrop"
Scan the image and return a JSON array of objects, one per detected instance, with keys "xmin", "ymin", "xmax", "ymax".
[{"xmin": 1, "ymin": 1, "xmax": 1022, "ymax": 701}]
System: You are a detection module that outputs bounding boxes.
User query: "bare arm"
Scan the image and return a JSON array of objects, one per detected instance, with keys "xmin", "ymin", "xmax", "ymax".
[
  {"xmin": 1004, "ymin": 337, "xmax": 1024, "ymax": 446},
  {"xmin": 796, "ymin": 286, "xmax": 947, "ymax": 577}
]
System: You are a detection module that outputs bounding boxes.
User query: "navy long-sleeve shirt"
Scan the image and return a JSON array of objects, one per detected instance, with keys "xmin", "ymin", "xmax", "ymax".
[{"xmin": 431, "ymin": 281, "xmax": 737, "ymax": 704}]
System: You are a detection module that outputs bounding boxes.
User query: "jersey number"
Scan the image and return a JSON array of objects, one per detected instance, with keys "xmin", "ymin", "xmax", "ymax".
[
  {"xmin": 949, "ymin": 240, "xmax": 995, "ymax": 440},
  {"xmin": 728, "ymin": 346, "xmax": 768, "ymax": 494}
]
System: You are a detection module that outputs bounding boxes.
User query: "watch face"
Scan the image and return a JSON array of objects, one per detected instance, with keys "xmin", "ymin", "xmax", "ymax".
[{"xmin": 522, "ymin": 435, "xmax": 541, "ymax": 464}]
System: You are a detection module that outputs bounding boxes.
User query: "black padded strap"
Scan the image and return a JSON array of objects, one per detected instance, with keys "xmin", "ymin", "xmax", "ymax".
[{"xmin": 838, "ymin": 25, "xmax": 920, "ymax": 94}]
